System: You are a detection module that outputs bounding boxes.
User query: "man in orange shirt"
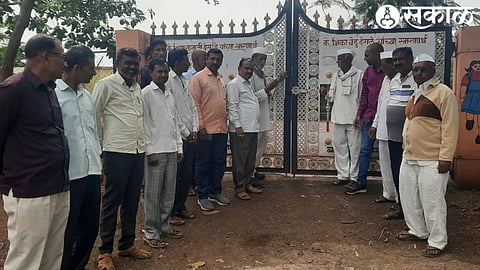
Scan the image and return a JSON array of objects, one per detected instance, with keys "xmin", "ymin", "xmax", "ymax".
[{"xmin": 189, "ymin": 48, "xmax": 230, "ymax": 211}]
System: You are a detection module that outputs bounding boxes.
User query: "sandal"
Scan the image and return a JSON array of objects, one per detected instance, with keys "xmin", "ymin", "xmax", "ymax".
[
  {"xmin": 396, "ymin": 230, "xmax": 425, "ymax": 241},
  {"xmin": 235, "ymin": 192, "xmax": 251, "ymax": 200},
  {"xmin": 177, "ymin": 210, "xmax": 195, "ymax": 219},
  {"xmin": 118, "ymin": 245, "xmax": 151, "ymax": 259},
  {"xmin": 98, "ymin": 253, "xmax": 115, "ymax": 270},
  {"xmin": 422, "ymin": 245, "xmax": 445, "ymax": 258},
  {"xmin": 161, "ymin": 229, "xmax": 184, "ymax": 239},
  {"xmin": 143, "ymin": 236, "xmax": 168, "ymax": 248},
  {"xmin": 382, "ymin": 209, "xmax": 404, "ymax": 220},
  {"xmin": 374, "ymin": 196, "xmax": 395, "ymax": 203}
]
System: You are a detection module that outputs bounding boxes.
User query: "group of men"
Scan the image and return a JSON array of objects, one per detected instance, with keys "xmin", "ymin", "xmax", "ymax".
[
  {"xmin": 328, "ymin": 43, "xmax": 458, "ymax": 258},
  {"xmin": 0, "ymin": 33, "xmax": 284, "ymax": 270}
]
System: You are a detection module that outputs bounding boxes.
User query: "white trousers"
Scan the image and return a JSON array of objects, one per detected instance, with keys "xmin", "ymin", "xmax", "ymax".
[
  {"xmin": 378, "ymin": 140, "xmax": 397, "ymax": 201},
  {"xmin": 399, "ymin": 160, "xmax": 449, "ymax": 250},
  {"xmin": 332, "ymin": 123, "xmax": 360, "ymax": 181},
  {"xmin": 3, "ymin": 191, "xmax": 70, "ymax": 270},
  {"xmin": 255, "ymin": 130, "xmax": 269, "ymax": 168}
]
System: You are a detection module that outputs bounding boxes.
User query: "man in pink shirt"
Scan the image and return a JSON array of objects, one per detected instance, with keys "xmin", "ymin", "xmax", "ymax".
[{"xmin": 189, "ymin": 48, "xmax": 230, "ymax": 211}]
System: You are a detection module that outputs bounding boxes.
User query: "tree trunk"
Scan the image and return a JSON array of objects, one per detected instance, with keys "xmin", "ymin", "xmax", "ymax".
[{"xmin": 0, "ymin": 0, "xmax": 35, "ymax": 81}]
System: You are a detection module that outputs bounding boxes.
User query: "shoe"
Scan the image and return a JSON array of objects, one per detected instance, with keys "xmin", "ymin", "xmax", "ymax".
[
  {"xmin": 188, "ymin": 187, "xmax": 196, "ymax": 196},
  {"xmin": 142, "ymin": 236, "xmax": 168, "ymax": 248},
  {"xmin": 254, "ymin": 172, "xmax": 265, "ymax": 180},
  {"xmin": 422, "ymin": 245, "xmax": 445, "ymax": 258},
  {"xmin": 98, "ymin": 253, "xmax": 115, "ymax": 270},
  {"xmin": 331, "ymin": 179, "xmax": 349, "ymax": 186},
  {"xmin": 118, "ymin": 245, "xmax": 150, "ymax": 259},
  {"xmin": 208, "ymin": 194, "xmax": 230, "ymax": 206},
  {"xmin": 176, "ymin": 210, "xmax": 195, "ymax": 219},
  {"xmin": 197, "ymin": 199, "xmax": 214, "ymax": 211},
  {"xmin": 161, "ymin": 229, "xmax": 184, "ymax": 239},
  {"xmin": 344, "ymin": 181, "xmax": 367, "ymax": 195},
  {"xmin": 383, "ymin": 209, "xmax": 404, "ymax": 220},
  {"xmin": 169, "ymin": 215, "xmax": 185, "ymax": 226},
  {"xmin": 246, "ymin": 185, "xmax": 263, "ymax": 194},
  {"xmin": 396, "ymin": 230, "xmax": 425, "ymax": 241},
  {"xmin": 251, "ymin": 176, "xmax": 266, "ymax": 188}
]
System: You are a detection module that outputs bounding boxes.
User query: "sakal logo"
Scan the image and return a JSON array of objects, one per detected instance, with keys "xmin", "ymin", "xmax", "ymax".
[
  {"xmin": 376, "ymin": 5, "xmax": 475, "ymax": 30},
  {"xmin": 376, "ymin": 5, "xmax": 401, "ymax": 29}
]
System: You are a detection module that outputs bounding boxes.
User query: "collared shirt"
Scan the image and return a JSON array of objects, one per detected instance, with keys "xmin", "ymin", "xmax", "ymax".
[
  {"xmin": 227, "ymin": 75, "xmax": 260, "ymax": 132},
  {"xmin": 183, "ymin": 66, "xmax": 198, "ymax": 80},
  {"xmin": 0, "ymin": 69, "xmax": 70, "ymax": 198},
  {"xmin": 167, "ymin": 70, "xmax": 198, "ymax": 138},
  {"xmin": 93, "ymin": 72, "xmax": 145, "ymax": 154},
  {"xmin": 251, "ymin": 71, "xmax": 271, "ymax": 131},
  {"xmin": 142, "ymin": 81, "xmax": 183, "ymax": 155},
  {"xmin": 372, "ymin": 75, "xmax": 392, "ymax": 141},
  {"xmin": 55, "ymin": 79, "xmax": 102, "ymax": 180},
  {"xmin": 414, "ymin": 78, "xmax": 434, "ymax": 103},
  {"xmin": 388, "ymin": 71, "xmax": 415, "ymax": 106},
  {"xmin": 357, "ymin": 66, "xmax": 384, "ymax": 123},
  {"xmin": 189, "ymin": 67, "xmax": 227, "ymax": 134},
  {"xmin": 328, "ymin": 66, "xmax": 364, "ymax": 124}
]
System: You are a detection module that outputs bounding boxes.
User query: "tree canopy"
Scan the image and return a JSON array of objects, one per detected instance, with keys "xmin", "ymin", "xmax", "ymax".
[{"xmin": 1, "ymin": 0, "xmax": 145, "ymax": 80}]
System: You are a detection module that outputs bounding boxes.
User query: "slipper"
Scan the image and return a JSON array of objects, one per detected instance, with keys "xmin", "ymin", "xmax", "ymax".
[
  {"xmin": 422, "ymin": 245, "xmax": 445, "ymax": 258},
  {"xmin": 374, "ymin": 196, "xmax": 395, "ymax": 203},
  {"xmin": 142, "ymin": 236, "xmax": 168, "ymax": 248},
  {"xmin": 161, "ymin": 229, "xmax": 184, "ymax": 239},
  {"xmin": 177, "ymin": 210, "xmax": 195, "ymax": 219},
  {"xmin": 382, "ymin": 209, "xmax": 404, "ymax": 220},
  {"xmin": 235, "ymin": 192, "xmax": 251, "ymax": 200},
  {"xmin": 396, "ymin": 230, "xmax": 425, "ymax": 241},
  {"xmin": 98, "ymin": 253, "xmax": 115, "ymax": 270}
]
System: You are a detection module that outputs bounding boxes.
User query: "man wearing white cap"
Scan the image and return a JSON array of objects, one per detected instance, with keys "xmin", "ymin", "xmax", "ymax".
[
  {"xmin": 396, "ymin": 53, "xmax": 458, "ymax": 258},
  {"xmin": 327, "ymin": 49, "xmax": 363, "ymax": 186},
  {"xmin": 250, "ymin": 47, "xmax": 286, "ymax": 187},
  {"xmin": 370, "ymin": 51, "xmax": 398, "ymax": 204}
]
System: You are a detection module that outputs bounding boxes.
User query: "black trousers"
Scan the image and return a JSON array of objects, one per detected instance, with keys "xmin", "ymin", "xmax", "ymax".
[
  {"xmin": 388, "ymin": 141, "xmax": 403, "ymax": 206},
  {"xmin": 61, "ymin": 175, "xmax": 101, "ymax": 270},
  {"xmin": 173, "ymin": 141, "xmax": 195, "ymax": 213},
  {"xmin": 99, "ymin": 152, "xmax": 144, "ymax": 254}
]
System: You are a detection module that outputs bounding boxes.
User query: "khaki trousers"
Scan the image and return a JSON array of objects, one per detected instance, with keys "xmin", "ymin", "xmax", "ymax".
[{"xmin": 3, "ymin": 191, "xmax": 69, "ymax": 270}]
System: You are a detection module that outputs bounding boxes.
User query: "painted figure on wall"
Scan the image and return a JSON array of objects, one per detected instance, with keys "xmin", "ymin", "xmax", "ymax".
[{"xmin": 460, "ymin": 60, "xmax": 480, "ymax": 144}]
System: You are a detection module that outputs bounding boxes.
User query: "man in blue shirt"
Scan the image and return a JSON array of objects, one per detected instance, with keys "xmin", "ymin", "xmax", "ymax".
[{"xmin": 55, "ymin": 45, "xmax": 102, "ymax": 270}]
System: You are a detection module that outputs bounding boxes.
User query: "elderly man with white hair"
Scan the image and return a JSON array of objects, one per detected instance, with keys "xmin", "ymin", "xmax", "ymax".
[
  {"xmin": 327, "ymin": 49, "xmax": 363, "ymax": 186},
  {"xmin": 396, "ymin": 53, "xmax": 458, "ymax": 258},
  {"xmin": 250, "ymin": 47, "xmax": 286, "ymax": 188}
]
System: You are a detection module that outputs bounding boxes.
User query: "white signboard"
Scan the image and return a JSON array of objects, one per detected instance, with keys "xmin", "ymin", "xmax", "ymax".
[
  {"xmin": 316, "ymin": 31, "xmax": 436, "ymax": 84},
  {"xmin": 163, "ymin": 35, "xmax": 264, "ymax": 83}
]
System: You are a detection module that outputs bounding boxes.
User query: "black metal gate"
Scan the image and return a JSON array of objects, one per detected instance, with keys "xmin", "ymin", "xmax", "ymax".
[{"xmin": 153, "ymin": 0, "xmax": 453, "ymax": 175}]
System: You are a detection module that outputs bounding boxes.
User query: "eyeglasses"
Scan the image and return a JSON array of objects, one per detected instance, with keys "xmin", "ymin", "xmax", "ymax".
[{"xmin": 46, "ymin": 51, "xmax": 66, "ymax": 60}]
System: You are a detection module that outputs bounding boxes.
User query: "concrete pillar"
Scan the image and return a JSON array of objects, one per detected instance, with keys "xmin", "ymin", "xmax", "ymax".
[{"xmin": 453, "ymin": 26, "xmax": 480, "ymax": 189}]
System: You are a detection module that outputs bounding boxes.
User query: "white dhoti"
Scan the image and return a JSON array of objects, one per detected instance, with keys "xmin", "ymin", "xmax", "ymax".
[
  {"xmin": 332, "ymin": 123, "xmax": 360, "ymax": 181},
  {"xmin": 399, "ymin": 160, "xmax": 449, "ymax": 250},
  {"xmin": 378, "ymin": 140, "xmax": 397, "ymax": 201}
]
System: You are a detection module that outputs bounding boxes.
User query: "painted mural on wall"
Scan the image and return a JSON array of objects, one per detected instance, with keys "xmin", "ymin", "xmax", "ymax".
[{"xmin": 460, "ymin": 60, "xmax": 480, "ymax": 144}]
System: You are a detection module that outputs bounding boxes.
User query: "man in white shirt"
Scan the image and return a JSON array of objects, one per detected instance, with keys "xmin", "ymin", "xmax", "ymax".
[
  {"xmin": 227, "ymin": 58, "xmax": 263, "ymax": 201},
  {"xmin": 327, "ymin": 49, "xmax": 363, "ymax": 187},
  {"xmin": 167, "ymin": 49, "xmax": 198, "ymax": 225},
  {"xmin": 93, "ymin": 48, "xmax": 150, "ymax": 270},
  {"xmin": 369, "ymin": 51, "xmax": 397, "ymax": 204},
  {"xmin": 56, "ymin": 45, "xmax": 101, "ymax": 270},
  {"xmin": 142, "ymin": 58, "xmax": 184, "ymax": 248}
]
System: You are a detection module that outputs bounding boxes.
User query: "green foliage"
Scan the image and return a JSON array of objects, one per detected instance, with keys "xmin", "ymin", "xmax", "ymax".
[{"xmin": 1, "ymin": 0, "xmax": 146, "ymax": 59}]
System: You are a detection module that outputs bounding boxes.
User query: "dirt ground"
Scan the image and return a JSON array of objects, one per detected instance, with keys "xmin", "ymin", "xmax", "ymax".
[{"xmin": 1, "ymin": 174, "xmax": 480, "ymax": 270}]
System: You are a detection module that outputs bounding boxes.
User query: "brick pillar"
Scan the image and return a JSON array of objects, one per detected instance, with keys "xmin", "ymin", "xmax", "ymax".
[
  {"xmin": 115, "ymin": 29, "xmax": 151, "ymax": 69},
  {"xmin": 453, "ymin": 26, "xmax": 480, "ymax": 189}
]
